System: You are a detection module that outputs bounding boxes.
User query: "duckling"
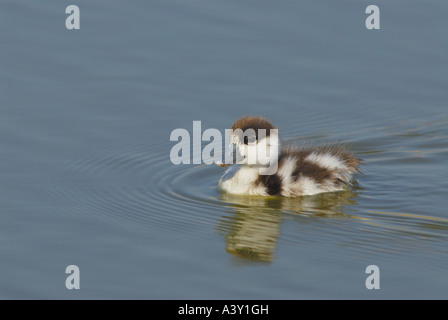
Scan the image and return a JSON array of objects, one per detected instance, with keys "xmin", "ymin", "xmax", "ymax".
[{"xmin": 218, "ymin": 116, "xmax": 361, "ymax": 197}]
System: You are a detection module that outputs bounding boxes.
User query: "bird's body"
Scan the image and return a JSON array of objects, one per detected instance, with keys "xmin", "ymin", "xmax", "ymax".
[{"xmin": 218, "ymin": 116, "xmax": 361, "ymax": 197}]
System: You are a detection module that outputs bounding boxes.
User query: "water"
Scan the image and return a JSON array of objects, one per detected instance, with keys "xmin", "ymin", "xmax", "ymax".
[{"xmin": 0, "ymin": 0, "xmax": 447, "ymax": 299}]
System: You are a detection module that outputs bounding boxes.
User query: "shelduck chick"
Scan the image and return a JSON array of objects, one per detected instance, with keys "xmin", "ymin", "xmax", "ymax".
[{"xmin": 218, "ymin": 116, "xmax": 362, "ymax": 197}]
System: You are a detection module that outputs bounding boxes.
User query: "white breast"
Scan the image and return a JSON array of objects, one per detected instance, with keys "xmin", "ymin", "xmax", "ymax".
[{"xmin": 218, "ymin": 165, "xmax": 268, "ymax": 196}]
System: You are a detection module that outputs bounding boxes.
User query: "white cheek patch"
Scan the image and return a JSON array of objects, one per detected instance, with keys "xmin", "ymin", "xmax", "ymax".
[
  {"xmin": 230, "ymin": 143, "xmax": 243, "ymax": 164},
  {"xmin": 237, "ymin": 144, "xmax": 246, "ymax": 156},
  {"xmin": 255, "ymin": 138, "xmax": 269, "ymax": 160},
  {"xmin": 245, "ymin": 144, "xmax": 258, "ymax": 165},
  {"xmin": 305, "ymin": 152, "xmax": 348, "ymax": 171}
]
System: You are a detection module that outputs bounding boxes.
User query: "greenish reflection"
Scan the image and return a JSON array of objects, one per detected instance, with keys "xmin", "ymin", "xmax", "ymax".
[{"xmin": 215, "ymin": 191, "xmax": 358, "ymax": 263}]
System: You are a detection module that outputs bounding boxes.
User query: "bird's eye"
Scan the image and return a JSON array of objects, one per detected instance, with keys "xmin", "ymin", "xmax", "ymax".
[{"xmin": 243, "ymin": 135, "xmax": 256, "ymax": 145}]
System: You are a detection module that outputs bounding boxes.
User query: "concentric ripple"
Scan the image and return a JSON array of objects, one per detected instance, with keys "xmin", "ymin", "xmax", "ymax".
[
  {"xmin": 44, "ymin": 118, "xmax": 448, "ymax": 260},
  {"xmin": 46, "ymin": 140, "xmax": 230, "ymax": 239}
]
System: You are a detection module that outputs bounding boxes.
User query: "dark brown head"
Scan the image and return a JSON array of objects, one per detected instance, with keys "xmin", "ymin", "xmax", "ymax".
[{"xmin": 231, "ymin": 116, "xmax": 276, "ymax": 142}]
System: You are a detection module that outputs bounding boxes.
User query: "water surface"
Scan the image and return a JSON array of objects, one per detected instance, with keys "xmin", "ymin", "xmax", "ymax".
[{"xmin": 0, "ymin": 0, "xmax": 447, "ymax": 299}]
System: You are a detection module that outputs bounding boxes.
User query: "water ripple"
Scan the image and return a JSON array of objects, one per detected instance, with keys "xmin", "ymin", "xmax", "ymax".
[{"xmin": 46, "ymin": 117, "xmax": 448, "ymax": 261}]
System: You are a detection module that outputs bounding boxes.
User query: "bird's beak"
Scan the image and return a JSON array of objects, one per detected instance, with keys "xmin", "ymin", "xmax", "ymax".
[{"xmin": 216, "ymin": 162, "xmax": 229, "ymax": 167}]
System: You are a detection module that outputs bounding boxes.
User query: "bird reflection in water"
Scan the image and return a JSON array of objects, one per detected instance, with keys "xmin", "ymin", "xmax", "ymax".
[{"xmin": 215, "ymin": 191, "xmax": 358, "ymax": 263}]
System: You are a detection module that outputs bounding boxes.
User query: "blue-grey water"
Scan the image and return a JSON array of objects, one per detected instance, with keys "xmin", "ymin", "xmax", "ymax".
[{"xmin": 0, "ymin": 0, "xmax": 447, "ymax": 299}]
